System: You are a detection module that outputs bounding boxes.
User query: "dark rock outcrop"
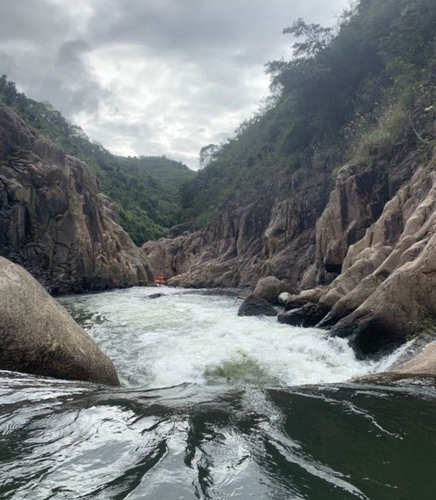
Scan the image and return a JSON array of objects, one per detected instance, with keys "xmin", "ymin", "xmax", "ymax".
[
  {"xmin": 0, "ymin": 106, "xmax": 152, "ymax": 293},
  {"xmin": 0, "ymin": 257, "xmax": 120, "ymax": 385},
  {"xmin": 238, "ymin": 295, "xmax": 277, "ymax": 317},
  {"xmin": 278, "ymin": 303, "xmax": 331, "ymax": 328}
]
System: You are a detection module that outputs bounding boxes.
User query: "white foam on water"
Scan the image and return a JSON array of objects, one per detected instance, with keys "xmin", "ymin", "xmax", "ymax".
[{"xmin": 59, "ymin": 287, "xmax": 382, "ymax": 388}]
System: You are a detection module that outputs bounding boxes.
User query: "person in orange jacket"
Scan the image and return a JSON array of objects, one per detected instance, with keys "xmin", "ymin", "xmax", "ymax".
[{"xmin": 155, "ymin": 274, "xmax": 165, "ymax": 286}]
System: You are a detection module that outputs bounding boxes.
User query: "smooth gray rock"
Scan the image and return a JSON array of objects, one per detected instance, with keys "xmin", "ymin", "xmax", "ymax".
[{"xmin": 0, "ymin": 257, "xmax": 120, "ymax": 386}]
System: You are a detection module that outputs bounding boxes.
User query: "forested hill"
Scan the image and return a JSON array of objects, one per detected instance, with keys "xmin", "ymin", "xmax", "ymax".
[
  {"xmin": 0, "ymin": 76, "xmax": 195, "ymax": 245},
  {"xmin": 179, "ymin": 0, "xmax": 436, "ymax": 226},
  {"xmin": 145, "ymin": 0, "xmax": 436, "ymax": 292}
]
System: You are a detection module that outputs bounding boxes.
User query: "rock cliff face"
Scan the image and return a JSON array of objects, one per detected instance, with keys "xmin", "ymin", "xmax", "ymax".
[
  {"xmin": 143, "ymin": 93, "xmax": 436, "ymax": 358},
  {"xmin": 143, "ymin": 149, "xmax": 414, "ymax": 294},
  {"xmin": 143, "ymin": 172, "xmax": 329, "ymax": 289},
  {"xmin": 143, "ymin": 200, "xmax": 272, "ymax": 288},
  {"xmin": 0, "ymin": 107, "xmax": 152, "ymax": 293}
]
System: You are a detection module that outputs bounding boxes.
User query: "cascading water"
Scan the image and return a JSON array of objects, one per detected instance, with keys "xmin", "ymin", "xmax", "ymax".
[
  {"xmin": 58, "ymin": 287, "xmax": 383, "ymax": 388},
  {"xmin": 1, "ymin": 286, "xmax": 435, "ymax": 499}
]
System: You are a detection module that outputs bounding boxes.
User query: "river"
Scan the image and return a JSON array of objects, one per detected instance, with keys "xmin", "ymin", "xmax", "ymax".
[{"xmin": 1, "ymin": 286, "xmax": 435, "ymax": 499}]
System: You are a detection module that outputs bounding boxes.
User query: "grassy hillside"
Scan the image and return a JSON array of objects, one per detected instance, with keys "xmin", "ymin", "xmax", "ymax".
[
  {"xmin": 0, "ymin": 76, "xmax": 195, "ymax": 245},
  {"xmin": 180, "ymin": 0, "xmax": 436, "ymax": 226}
]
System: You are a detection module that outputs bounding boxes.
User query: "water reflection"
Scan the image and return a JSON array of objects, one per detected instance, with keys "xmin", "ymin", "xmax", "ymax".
[{"xmin": 2, "ymin": 374, "xmax": 436, "ymax": 499}]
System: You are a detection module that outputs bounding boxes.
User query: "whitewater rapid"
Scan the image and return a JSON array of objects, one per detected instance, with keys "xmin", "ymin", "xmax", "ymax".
[{"xmin": 58, "ymin": 286, "xmax": 404, "ymax": 389}]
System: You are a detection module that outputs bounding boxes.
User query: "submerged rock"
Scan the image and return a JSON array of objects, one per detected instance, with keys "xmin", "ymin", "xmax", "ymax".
[
  {"xmin": 0, "ymin": 257, "xmax": 120, "ymax": 386},
  {"xmin": 238, "ymin": 295, "xmax": 277, "ymax": 317}
]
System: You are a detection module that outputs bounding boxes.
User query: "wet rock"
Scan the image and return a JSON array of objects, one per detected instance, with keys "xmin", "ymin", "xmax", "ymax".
[
  {"xmin": 278, "ymin": 308, "xmax": 306, "ymax": 327},
  {"xmin": 148, "ymin": 293, "xmax": 164, "ymax": 299},
  {"xmin": 238, "ymin": 295, "xmax": 277, "ymax": 317},
  {"xmin": 330, "ymin": 311, "xmax": 406, "ymax": 359},
  {"xmin": 284, "ymin": 298, "xmax": 312, "ymax": 312},
  {"xmin": 389, "ymin": 340, "xmax": 436, "ymax": 376},
  {"xmin": 0, "ymin": 257, "xmax": 120, "ymax": 386},
  {"xmin": 278, "ymin": 303, "xmax": 330, "ymax": 328}
]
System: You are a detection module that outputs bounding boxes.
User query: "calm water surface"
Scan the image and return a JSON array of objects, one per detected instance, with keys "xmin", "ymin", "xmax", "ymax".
[{"xmin": 1, "ymin": 286, "xmax": 435, "ymax": 499}]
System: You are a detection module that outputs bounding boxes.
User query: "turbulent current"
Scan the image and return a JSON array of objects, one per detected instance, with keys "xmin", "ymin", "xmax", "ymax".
[{"xmin": 1, "ymin": 286, "xmax": 436, "ymax": 499}]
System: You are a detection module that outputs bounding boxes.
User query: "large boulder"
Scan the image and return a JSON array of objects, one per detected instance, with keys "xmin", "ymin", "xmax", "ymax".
[
  {"xmin": 253, "ymin": 276, "xmax": 293, "ymax": 304},
  {"xmin": 0, "ymin": 257, "xmax": 120, "ymax": 386},
  {"xmin": 238, "ymin": 295, "xmax": 277, "ymax": 317}
]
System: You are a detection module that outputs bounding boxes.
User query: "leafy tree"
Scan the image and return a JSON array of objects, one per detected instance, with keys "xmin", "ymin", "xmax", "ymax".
[
  {"xmin": 199, "ymin": 143, "xmax": 219, "ymax": 169},
  {"xmin": 283, "ymin": 18, "xmax": 333, "ymax": 59}
]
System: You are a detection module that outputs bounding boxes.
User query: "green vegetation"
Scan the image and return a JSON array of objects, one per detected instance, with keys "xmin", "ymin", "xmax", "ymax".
[
  {"xmin": 0, "ymin": 75, "xmax": 195, "ymax": 245},
  {"xmin": 180, "ymin": 0, "xmax": 436, "ymax": 226},
  {"xmin": 2, "ymin": 0, "xmax": 435, "ymax": 241}
]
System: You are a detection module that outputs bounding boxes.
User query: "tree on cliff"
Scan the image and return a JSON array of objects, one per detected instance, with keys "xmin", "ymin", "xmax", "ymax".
[{"xmin": 199, "ymin": 143, "xmax": 219, "ymax": 169}]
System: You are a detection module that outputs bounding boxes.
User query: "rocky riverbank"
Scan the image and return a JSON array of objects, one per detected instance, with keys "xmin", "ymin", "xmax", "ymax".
[{"xmin": 143, "ymin": 90, "xmax": 436, "ymax": 361}]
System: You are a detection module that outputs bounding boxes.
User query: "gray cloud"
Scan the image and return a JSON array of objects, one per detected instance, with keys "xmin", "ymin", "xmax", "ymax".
[
  {"xmin": 0, "ymin": 0, "xmax": 350, "ymax": 168},
  {"xmin": 0, "ymin": 0, "xmax": 70, "ymax": 43}
]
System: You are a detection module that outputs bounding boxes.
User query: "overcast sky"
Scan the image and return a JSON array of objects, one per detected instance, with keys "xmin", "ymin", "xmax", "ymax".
[{"xmin": 0, "ymin": 0, "xmax": 350, "ymax": 169}]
